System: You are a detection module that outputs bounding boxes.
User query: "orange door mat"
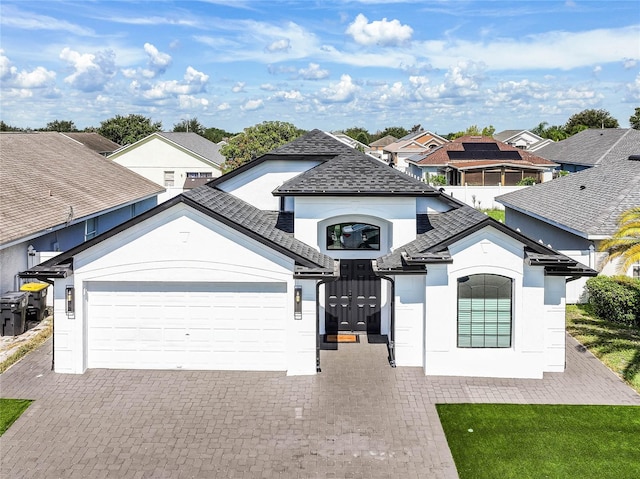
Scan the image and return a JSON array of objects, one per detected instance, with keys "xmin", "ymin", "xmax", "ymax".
[{"xmin": 324, "ymin": 334, "xmax": 359, "ymax": 343}]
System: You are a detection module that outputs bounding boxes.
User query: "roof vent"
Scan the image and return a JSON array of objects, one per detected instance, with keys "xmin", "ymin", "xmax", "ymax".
[{"xmin": 628, "ymin": 155, "xmax": 640, "ymax": 161}]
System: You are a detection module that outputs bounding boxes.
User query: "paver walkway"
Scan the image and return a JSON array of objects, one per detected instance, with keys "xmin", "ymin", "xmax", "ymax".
[{"xmin": 1, "ymin": 334, "xmax": 639, "ymax": 478}]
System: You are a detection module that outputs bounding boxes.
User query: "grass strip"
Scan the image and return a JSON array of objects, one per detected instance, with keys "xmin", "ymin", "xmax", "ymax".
[
  {"xmin": 0, "ymin": 319, "xmax": 52, "ymax": 374},
  {"xmin": 567, "ymin": 304, "xmax": 640, "ymax": 393},
  {"xmin": 437, "ymin": 403, "xmax": 640, "ymax": 479},
  {"xmin": 0, "ymin": 398, "xmax": 33, "ymax": 436}
]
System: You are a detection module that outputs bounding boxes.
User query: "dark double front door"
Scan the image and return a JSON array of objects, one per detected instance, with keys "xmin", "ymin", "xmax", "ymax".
[{"xmin": 325, "ymin": 259, "xmax": 381, "ymax": 333}]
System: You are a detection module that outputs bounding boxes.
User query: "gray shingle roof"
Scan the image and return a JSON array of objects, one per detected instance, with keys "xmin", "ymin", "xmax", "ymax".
[
  {"xmin": 183, "ymin": 186, "xmax": 335, "ymax": 272},
  {"xmin": 158, "ymin": 132, "xmax": 225, "ymax": 166},
  {"xmin": 536, "ymin": 128, "xmax": 640, "ymax": 167},
  {"xmin": 496, "ymin": 154, "xmax": 640, "ymax": 238},
  {"xmin": 273, "ymin": 130, "xmax": 439, "ymax": 196},
  {"xmin": 61, "ymin": 132, "xmax": 120, "ymax": 154},
  {"xmin": 0, "ymin": 132, "xmax": 164, "ymax": 246},
  {"xmin": 375, "ymin": 206, "xmax": 488, "ymax": 270}
]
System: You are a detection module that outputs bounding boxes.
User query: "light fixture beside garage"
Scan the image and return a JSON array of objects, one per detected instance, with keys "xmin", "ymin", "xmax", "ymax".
[
  {"xmin": 294, "ymin": 286, "xmax": 302, "ymax": 320},
  {"xmin": 65, "ymin": 286, "xmax": 75, "ymax": 318}
]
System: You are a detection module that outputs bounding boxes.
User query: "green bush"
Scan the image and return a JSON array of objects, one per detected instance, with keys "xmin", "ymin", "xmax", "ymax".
[
  {"xmin": 585, "ymin": 276, "xmax": 640, "ymax": 326},
  {"xmin": 516, "ymin": 176, "xmax": 537, "ymax": 186}
]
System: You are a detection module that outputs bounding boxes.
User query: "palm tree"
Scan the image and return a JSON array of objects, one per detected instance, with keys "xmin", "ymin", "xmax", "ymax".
[{"xmin": 598, "ymin": 207, "xmax": 640, "ymax": 273}]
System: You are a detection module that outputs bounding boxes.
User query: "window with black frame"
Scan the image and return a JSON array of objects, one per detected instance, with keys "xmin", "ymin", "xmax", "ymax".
[
  {"xmin": 457, "ymin": 274, "xmax": 513, "ymax": 348},
  {"xmin": 327, "ymin": 223, "xmax": 380, "ymax": 250}
]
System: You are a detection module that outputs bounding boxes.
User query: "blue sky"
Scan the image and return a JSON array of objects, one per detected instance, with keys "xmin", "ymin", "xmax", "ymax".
[{"xmin": 1, "ymin": 0, "xmax": 639, "ymax": 135}]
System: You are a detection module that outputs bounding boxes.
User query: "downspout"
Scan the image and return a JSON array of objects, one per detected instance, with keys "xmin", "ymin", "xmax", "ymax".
[{"xmin": 376, "ymin": 274, "xmax": 396, "ymax": 367}]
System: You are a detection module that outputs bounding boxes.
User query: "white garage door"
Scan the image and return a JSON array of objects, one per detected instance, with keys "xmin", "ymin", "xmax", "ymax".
[{"xmin": 86, "ymin": 281, "xmax": 287, "ymax": 371}]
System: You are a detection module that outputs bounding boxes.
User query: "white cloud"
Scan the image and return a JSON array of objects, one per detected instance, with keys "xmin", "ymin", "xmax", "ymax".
[
  {"xmin": 144, "ymin": 43, "xmax": 172, "ymax": 75},
  {"xmin": 0, "ymin": 5, "xmax": 94, "ymax": 36},
  {"xmin": 260, "ymin": 83, "xmax": 277, "ymax": 91},
  {"xmin": 624, "ymin": 73, "xmax": 640, "ymax": 101},
  {"xmin": 241, "ymin": 99, "xmax": 264, "ymax": 111},
  {"xmin": 272, "ymin": 90, "xmax": 304, "ymax": 101},
  {"xmin": 217, "ymin": 102, "xmax": 231, "ymax": 111},
  {"xmin": 346, "ymin": 14, "xmax": 413, "ymax": 46},
  {"xmin": 623, "ymin": 58, "xmax": 638, "ymax": 69},
  {"xmin": 178, "ymin": 95, "xmax": 209, "ymax": 109},
  {"xmin": 299, "ymin": 63, "xmax": 329, "ymax": 80},
  {"xmin": 0, "ymin": 50, "xmax": 56, "ymax": 89},
  {"xmin": 318, "ymin": 74, "xmax": 359, "ymax": 103},
  {"xmin": 59, "ymin": 47, "xmax": 116, "ymax": 92},
  {"xmin": 232, "ymin": 82, "xmax": 246, "ymax": 93},
  {"xmin": 266, "ymin": 39, "xmax": 290, "ymax": 52},
  {"xmin": 592, "ymin": 65, "xmax": 602, "ymax": 75},
  {"xmin": 132, "ymin": 66, "xmax": 209, "ymax": 100}
]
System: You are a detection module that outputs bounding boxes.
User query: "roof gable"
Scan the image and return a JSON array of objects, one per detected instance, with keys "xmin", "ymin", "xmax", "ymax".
[
  {"xmin": 109, "ymin": 132, "xmax": 224, "ymax": 167},
  {"xmin": 269, "ymin": 130, "xmax": 439, "ymax": 196}
]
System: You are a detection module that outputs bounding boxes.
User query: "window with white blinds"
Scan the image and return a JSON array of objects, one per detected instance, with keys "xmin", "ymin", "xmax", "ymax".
[{"xmin": 457, "ymin": 274, "xmax": 513, "ymax": 348}]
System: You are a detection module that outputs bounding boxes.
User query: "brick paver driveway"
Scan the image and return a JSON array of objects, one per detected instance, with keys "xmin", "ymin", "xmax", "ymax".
[{"xmin": 1, "ymin": 334, "xmax": 639, "ymax": 478}]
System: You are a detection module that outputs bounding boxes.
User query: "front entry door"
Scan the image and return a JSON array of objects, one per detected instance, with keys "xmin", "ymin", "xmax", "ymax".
[{"xmin": 325, "ymin": 259, "xmax": 381, "ymax": 333}]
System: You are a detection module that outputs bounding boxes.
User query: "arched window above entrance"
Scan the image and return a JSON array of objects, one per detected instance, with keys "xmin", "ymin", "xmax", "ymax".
[{"xmin": 326, "ymin": 222, "xmax": 380, "ymax": 250}]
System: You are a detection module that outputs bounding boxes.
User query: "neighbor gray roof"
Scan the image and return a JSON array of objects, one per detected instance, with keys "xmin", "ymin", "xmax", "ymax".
[
  {"xmin": 493, "ymin": 130, "xmax": 523, "ymax": 142},
  {"xmin": 158, "ymin": 132, "xmax": 225, "ymax": 166},
  {"xmin": 0, "ymin": 132, "xmax": 164, "ymax": 246},
  {"xmin": 535, "ymin": 128, "xmax": 640, "ymax": 167},
  {"xmin": 496, "ymin": 154, "xmax": 640, "ymax": 238},
  {"xmin": 271, "ymin": 130, "xmax": 440, "ymax": 196},
  {"xmin": 61, "ymin": 132, "xmax": 120, "ymax": 154}
]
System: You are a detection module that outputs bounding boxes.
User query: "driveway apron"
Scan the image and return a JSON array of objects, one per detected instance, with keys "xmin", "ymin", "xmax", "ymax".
[{"xmin": 1, "ymin": 334, "xmax": 639, "ymax": 478}]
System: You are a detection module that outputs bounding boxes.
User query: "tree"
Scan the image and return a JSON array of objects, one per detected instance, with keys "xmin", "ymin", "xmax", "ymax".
[
  {"xmin": 43, "ymin": 120, "xmax": 77, "ymax": 132},
  {"xmin": 371, "ymin": 126, "xmax": 408, "ymax": 142},
  {"xmin": 173, "ymin": 117, "xmax": 205, "ymax": 136},
  {"xmin": 564, "ymin": 108, "xmax": 619, "ymax": 135},
  {"xmin": 0, "ymin": 121, "xmax": 22, "ymax": 131},
  {"xmin": 448, "ymin": 125, "xmax": 495, "ymax": 140},
  {"xmin": 204, "ymin": 127, "xmax": 234, "ymax": 144},
  {"xmin": 630, "ymin": 107, "xmax": 640, "ymax": 130},
  {"xmin": 97, "ymin": 114, "xmax": 162, "ymax": 146},
  {"xmin": 343, "ymin": 127, "xmax": 370, "ymax": 145},
  {"xmin": 598, "ymin": 207, "xmax": 640, "ymax": 273},
  {"xmin": 220, "ymin": 121, "xmax": 306, "ymax": 172}
]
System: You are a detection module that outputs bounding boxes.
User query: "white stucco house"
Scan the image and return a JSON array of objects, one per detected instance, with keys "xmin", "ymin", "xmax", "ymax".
[
  {"xmin": 24, "ymin": 130, "xmax": 595, "ymax": 379},
  {"xmin": 109, "ymin": 132, "xmax": 225, "ymax": 202}
]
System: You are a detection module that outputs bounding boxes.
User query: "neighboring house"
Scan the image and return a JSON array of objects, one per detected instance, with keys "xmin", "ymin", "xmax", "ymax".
[
  {"xmin": 368, "ymin": 135, "xmax": 397, "ymax": 162},
  {"xmin": 109, "ymin": 132, "xmax": 225, "ymax": 202},
  {"xmin": 407, "ymin": 136, "xmax": 558, "ymax": 186},
  {"xmin": 0, "ymin": 132, "xmax": 163, "ymax": 295},
  {"xmin": 496, "ymin": 146, "xmax": 640, "ymax": 303},
  {"xmin": 60, "ymin": 132, "xmax": 121, "ymax": 156},
  {"xmin": 331, "ymin": 133, "xmax": 370, "ymax": 153},
  {"xmin": 383, "ymin": 130, "xmax": 448, "ymax": 171},
  {"xmin": 493, "ymin": 130, "xmax": 553, "ymax": 152},
  {"xmin": 25, "ymin": 130, "xmax": 594, "ymax": 379},
  {"xmin": 535, "ymin": 128, "xmax": 640, "ymax": 172}
]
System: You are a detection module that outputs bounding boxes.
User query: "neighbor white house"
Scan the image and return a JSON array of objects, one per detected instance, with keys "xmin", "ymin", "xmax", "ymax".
[
  {"xmin": 25, "ymin": 130, "xmax": 595, "ymax": 379},
  {"xmin": 109, "ymin": 132, "xmax": 225, "ymax": 202}
]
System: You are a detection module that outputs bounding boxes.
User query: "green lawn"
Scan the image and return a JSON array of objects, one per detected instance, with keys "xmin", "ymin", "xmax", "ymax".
[
  {"xmin": 566, "ymin": 304, "xmax": 640, "ymax": 393},
  {"xmin": 437, "ymin": 403, "xmax": 640, "ymax": 479},
  {"xmin": 0, "ymin": 398, "xmax": 32, "ymax": 436},
  {"xmin": 480, "ymin": 209, "xmax": 505, "ymax": 222}
]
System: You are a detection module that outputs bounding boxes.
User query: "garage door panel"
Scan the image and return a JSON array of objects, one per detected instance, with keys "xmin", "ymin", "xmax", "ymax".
[{"xmin": 87, "ymin": 281, "xmax": 287, "ymax": 371}]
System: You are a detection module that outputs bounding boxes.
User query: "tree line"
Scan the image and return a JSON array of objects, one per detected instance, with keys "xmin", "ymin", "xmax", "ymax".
[{"xmin": 1, "ymin": 107, "xmax": 638, "ymax": 173}]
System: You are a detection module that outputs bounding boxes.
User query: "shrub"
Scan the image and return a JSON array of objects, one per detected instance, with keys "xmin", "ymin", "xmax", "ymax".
[
  {"xmin": 516, "ymin": 176, "xmax": 537, "ymax": 186},
  {"xmin": 585, "ymin": 276, "xmax": 640, "ymax": 326},
  {"xmin": 427, "ymin": 174, "xmax": 446, "ymax": 186}
]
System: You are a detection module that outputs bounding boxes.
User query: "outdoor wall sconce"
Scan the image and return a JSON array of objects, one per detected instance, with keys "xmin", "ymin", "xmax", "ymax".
[
  {"xmin": 294, "ymin": 286, "xmax": 302, "ymax": 320},
  {"xmin": 65, "ymin": 286, "xmax": 75, "ymax": 318}
]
